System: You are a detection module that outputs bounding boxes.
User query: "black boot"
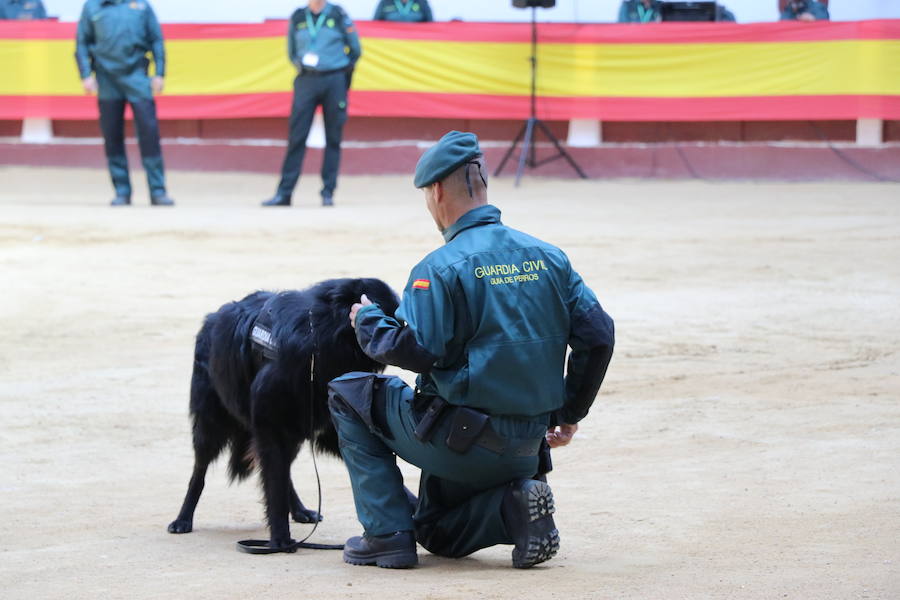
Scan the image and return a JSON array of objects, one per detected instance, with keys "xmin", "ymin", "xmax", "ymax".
[
  {"xmin": 502, "ymin": 479, "xmax": 559, "ymax": 569},
  {"xmin": 343, "ymin": 530, "xmax": 417, "ymax": 569},
  {"xmin": 321, "ymin": 192, "xmax": 334, "ymax": 207},
  {"xmin": 110, "ymin": 196, "xmax": 131, "ymax": 206},
  {"xmin": 262, "ymin": 195, "xmax": 291, "ymax": 207},
  {"xmin": 151, "ymin": 194, "xmax": 175, "ymax": 206}
]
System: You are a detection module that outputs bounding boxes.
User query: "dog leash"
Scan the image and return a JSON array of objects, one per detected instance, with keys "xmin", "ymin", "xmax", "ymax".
[{"xmin": 236, "ymin": 334, "xmax": 344, "ymax": 554}]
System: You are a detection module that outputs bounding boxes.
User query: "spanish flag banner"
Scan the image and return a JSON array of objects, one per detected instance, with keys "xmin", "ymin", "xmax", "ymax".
[{"xmin": 1, "ymin": 19, "xmax": 899, "ymax": 121}]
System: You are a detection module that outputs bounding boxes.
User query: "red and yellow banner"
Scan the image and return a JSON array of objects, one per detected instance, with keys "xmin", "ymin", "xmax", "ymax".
[{"xmin": 1, "ymin": 19, "xmax": 899, "ymax": 121}]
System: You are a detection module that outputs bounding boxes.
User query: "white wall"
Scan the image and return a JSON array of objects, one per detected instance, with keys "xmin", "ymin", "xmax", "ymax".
[{"xmin": 44, "ymin": 0, "xmax": 900, "ymax": 24}]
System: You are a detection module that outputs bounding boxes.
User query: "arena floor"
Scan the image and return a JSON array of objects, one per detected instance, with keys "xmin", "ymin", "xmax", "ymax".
[{"xmin": 1, "ymin": 167, "xmax": 898, "ymax": 599}]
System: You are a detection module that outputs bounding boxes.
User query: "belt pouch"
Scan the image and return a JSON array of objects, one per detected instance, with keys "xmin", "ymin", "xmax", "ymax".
[
  {"xmin": 537, "ymin": 438, "xmax": 553, "ymax": 474},
  {"xmin": 413, "ymin": 396, "xmax": 447, "ymax": 442},
  {"xmin": 445, "ymin": 407, "xmax": 489, "ymax": 454}
]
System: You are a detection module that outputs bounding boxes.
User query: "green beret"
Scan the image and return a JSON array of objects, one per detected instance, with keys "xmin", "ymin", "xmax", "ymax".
[{"xmin": 414, "ymin": 131, "xmax": 482, "ymax": 188}]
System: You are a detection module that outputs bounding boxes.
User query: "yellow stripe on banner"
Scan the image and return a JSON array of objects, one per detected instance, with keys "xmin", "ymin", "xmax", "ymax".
[
  {"xmin": 354, "ymin": 39, "xmax": 900, "ymax": 97},
  {"xmin": 0, "ymin": 37, "xmax": 296, "ymax": 95},
  {"xmin": 2, "ymin": 37, "xmax": 900, "ymax": 98}
]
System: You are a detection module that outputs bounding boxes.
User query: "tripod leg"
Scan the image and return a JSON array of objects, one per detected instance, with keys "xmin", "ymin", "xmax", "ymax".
[
  {"xmin": 536, "ymin": 120, "xmax": 588, "ymax": 179},
  {"xmin": 494, "ymin": 123, "xmax": 528, "ymax": 177},
  {"xmin": 528, "ymin": 121, "xmax": 538, "ymax": 168},
  {"xmin": 516, "ymin": 118, "xmax": 537, "ymax": 187}
]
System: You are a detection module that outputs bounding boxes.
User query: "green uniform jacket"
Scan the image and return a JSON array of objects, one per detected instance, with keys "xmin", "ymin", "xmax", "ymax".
[
  {"xmin": 617, "ymin": 0, "xmax": 661, "ymax": 23},
  {"xmin": 373, "ymin": 0, "xmax": 433, "ymax": 23},
  {"xmin": 75, "ymin": 0, "xmax": 165, "ymax": 80},
  {"xmin": 289, "ymin": 2, "xmax": 361, "ymax": 72},
  {"xmin": 354, "ymin": 205, "xmax": 615, "ymax": 424},
  {"xmin": 780, "ymin": 1, "xmax": 829, "ymax": 21},
  {"xmin": 0, "ymin": 0, "xmax": 47, "ymax": 19}
]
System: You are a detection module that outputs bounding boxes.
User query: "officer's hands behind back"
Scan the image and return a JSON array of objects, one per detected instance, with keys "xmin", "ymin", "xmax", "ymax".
[{"xmin": 546, "ymin": 423, "xmax": 578, "ymax": 448}]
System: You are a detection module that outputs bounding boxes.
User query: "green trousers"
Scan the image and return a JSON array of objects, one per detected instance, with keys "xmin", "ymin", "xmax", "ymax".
[
  {"xmin": 96, "ymin": 68, "xmax": 166, "ymax": 199},
  {"xmin": 328, "ymin": 373, "xmax": 547, "ymax": 558}
]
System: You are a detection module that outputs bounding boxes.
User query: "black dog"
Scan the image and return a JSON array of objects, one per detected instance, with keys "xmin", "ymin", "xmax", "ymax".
[{"xmin": 168, "ymin": 278, "xmax": 399, "ymax": 550}]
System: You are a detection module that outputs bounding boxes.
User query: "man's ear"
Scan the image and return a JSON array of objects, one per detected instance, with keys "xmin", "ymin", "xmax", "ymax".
[{"xmin": 434, "ymin": 181, "xmax": 445, "ymax": 204}]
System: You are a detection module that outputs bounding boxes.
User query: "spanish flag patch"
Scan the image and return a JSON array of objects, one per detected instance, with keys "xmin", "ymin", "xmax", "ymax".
[{"xmin": 412, "ymin": 279, "xmax": 431, "ymax": 290}]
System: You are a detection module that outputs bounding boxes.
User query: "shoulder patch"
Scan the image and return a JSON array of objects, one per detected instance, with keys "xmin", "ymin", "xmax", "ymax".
[{"xmin": 412, "ymin": 279, "xmax": 431, "ymax": 290}]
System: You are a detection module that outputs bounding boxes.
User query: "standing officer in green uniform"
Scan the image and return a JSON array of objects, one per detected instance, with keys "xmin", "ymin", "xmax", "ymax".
[
  {"xmin": 617, "ymin": 0, "xmax": 661, "ymax": 23},
  {"xmin": 327, "ymin": 131, "xmax": 615, "ymax": 569},
  {"xmin": 373, "ymin": 0, "xmax": 433, "ymax": 23},
  {"xmin": 0, "ymin": 0, "xmax": 47, "ymax": 19},
  {"xmin": 263, "ymin": 0, "xmax": 361, "ymax": 208},
  {"xmin": 75, "ymin": 0, "xmax": 174, "ymax": 207}
]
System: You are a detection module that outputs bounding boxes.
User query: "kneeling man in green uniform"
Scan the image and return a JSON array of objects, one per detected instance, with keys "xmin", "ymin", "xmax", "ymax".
[{"xmin": 327, "ymin": 131, "xmax": 615, "ymax": 569}]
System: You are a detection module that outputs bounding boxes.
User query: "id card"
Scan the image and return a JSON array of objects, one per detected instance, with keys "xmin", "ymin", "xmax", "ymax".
[{"xmin": 302, "ymin": 53, "xmax": 320, "ymax": 68}]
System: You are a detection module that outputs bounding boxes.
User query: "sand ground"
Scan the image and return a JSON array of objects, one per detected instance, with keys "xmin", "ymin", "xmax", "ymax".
[{"xmin": 0, "ymin": 167, "xmax": 898, "ymax": 599}]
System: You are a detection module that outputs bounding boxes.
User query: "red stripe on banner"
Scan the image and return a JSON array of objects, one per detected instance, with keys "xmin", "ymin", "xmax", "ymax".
[
  {"xmin": 4, "ymin": 93, "xmax": 900, "ymax": 122},
  {"xmin": 350, "ymin": 92, "xmax": 900, "ymax": 121},
  {"xmin": 0, "ymin": 93, "xmax": 293, "ymax": 120},
  {"xmin": 2, "ymin": 19, "xmax": 899, "ymax": 43},
  {"xmin": 353, "ymin": 19, "xmax": 900, "ymax": 44}
]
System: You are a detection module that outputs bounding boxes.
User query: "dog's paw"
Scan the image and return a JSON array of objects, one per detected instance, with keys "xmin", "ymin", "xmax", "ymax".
[
  {"xmin": 168, "ymin": 519, "xmax": 193, "ymax": 534},
  {"xmin": 291, "ymin": 508, "xmax": 323, "ymax": 524}
]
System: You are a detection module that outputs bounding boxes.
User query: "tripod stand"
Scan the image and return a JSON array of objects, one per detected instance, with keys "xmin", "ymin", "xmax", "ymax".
[{"xmin": 494, "ymin": 6, "xmax": 587, "ymax": 185}]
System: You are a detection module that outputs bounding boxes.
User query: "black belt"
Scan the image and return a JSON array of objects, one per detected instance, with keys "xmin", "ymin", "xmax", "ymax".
[
  {"xmin": 414, "ymin": 395, "xmax": 542, "ymax": 458},
  {"xmin": 475, "ymin": 425, "xmax": 543, "ymax": 457},
  {"xmin": 299, "ymin": 68, "xmax": 345, "ymax": 77}
]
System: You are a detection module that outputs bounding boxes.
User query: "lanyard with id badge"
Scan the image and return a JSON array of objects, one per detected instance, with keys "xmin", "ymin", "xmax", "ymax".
[
  {"xmin": 302, "ymin": 10, "xmax": 328, "ymax": 69},
  {"xmin": 394, "ymin": 0, "xmax": 415, "ymax": 16}
]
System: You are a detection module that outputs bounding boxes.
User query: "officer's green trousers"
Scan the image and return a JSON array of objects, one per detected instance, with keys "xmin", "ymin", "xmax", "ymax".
[
  {"xmin": 276, "ymin": 71, "xmax": 348, "ymax": 199},
  {"xmin": 96, "ymin": 69, "xmax": 166, "ymax": 199},
  {"xmin": 328, "ymin": 373, "xmax": 546, "ymax": 558}
]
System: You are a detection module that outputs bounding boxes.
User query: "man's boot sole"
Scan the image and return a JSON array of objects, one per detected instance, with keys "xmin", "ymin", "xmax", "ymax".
[
  {"xmin": 343, "ymin": 548, "xmax": 418, "ymax": 569},
  {"xmin": 511, "ymin": 481, "xmax": 559, "ymax": 569}
]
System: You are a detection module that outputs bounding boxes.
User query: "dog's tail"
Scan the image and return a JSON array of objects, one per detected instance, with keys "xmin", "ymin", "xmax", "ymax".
[{"xmin": 227, "ymin": 432, "xmax": 255, "ymax": 483}]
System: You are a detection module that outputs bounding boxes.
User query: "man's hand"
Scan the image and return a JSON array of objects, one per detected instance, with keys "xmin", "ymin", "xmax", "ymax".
[
  {"xmin": 546, "ymin": 423, "xmax": 578, "ymax": 448},
  {"xmin": 151, "ymin": 76, "xmax": 165, "ymax": 95},
  {"xmin": 349, "ymin": 294, "xmax": 373, "ymax": 330},
  {"xmin": 797, "ymin": 12, "xmax": 816, "ymax": 21},
  {"xmin": 82, "ymin": 75, "xmax": 97, "ymax": 95}
]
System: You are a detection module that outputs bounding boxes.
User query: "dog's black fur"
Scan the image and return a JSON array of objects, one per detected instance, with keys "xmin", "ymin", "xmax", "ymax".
[{"xmin": 168, "ymin": 278, "xmax": 399, "ymax": 549}]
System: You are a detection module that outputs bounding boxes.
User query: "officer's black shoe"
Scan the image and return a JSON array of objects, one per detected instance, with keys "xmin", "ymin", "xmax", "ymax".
[
  {"xmin": 343, "ymin": 530, "xmax": 418, "ymax": 569},
  {"xmin": 262, "ymin": 195, "xmax": 291, "ymax": 207},
  {"xmin": 321, "ymin": 193, "xmax": 334, "ymax": 207},
  {"xmin": 502, "ymin": 479, "xmax": 559, "ymax": 569},
  {"xmin": 151, "ymin": 194, "xmax": 175, "ymax": 206},
  {"xmin": 110, "ymin": 196, "xmax": 131, "ymax": 207}
]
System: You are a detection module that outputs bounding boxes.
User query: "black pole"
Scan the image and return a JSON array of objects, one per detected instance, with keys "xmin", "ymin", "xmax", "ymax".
[
  {"xmin": 530, "ymin": 6, "xmax": 537, "ymax": 120},
  {"xmin": 494, "ymin": 2, "xmax": 587, "ymax": 185}
]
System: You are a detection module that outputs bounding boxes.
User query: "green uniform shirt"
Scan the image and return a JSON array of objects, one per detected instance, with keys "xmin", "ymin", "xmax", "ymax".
[
  {"xmin": 355, "ymin": 205, "xmax": 615, "ymax": 423},
  {"xmin": 75, "ymin": 0, "xmax": 165, "ymax": 80},
  {"xmin": 373, "ymin": 0, "xmax": 433, "ymax": 23},
  {"xmin": 0, "ymin": 0, "xmax": 47, "ymax": 19},
  {"xmin": 289, "ymin": 2, "xmax": 361, "ymax": 72}
]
